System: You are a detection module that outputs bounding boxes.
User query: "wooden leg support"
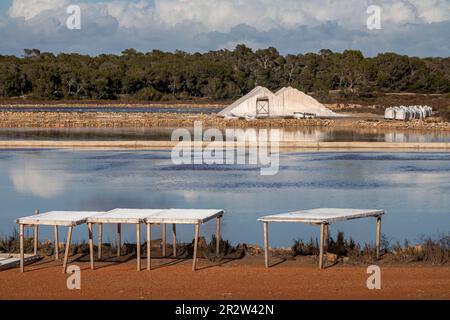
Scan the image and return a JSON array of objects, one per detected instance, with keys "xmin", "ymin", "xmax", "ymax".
[
  {"xmin": 172, "ymin": 224, "xmax": 177, "ymax": 258},
  {"xmin": 33, "ymin": 209, "xmax": 39, "ymax": 256},
  {"xmin": 98, "ymin": 223, "xmax": 103, "ymax": 260},
  {"xmin": 319, "ymin": 223, "xmax": 325, "ymax": 269},
  {"xmin": 376, "ymin": 216, "xmax": 382, "ymax": 259},
  {"xmin": 88, "ymin": 223, "xmax": 94, "ymax": 270},
  {"xmin": 116, "ymin": 223, "xmax": 121, "ymax": 257},
  {"xmin": 147, "ymin": 223, "xmax": 151, "ymax": 270},
  {"xmin": 54, "ymin": 225, "xmax": 59, "ymax": 260},
  {"xmin": 20, "ymin": 224, "xmax": 24, "ymax": 273},
  {"xmin": 62, "ymin": 226, "xmax": 73, "ymax": 274},
  {"xmin": 263, "ymin": 222, "xmax": 269, "ymax": 268},
  {"xmin": 216, "ymin": 216, "xmax": 221, "ymax": 256},
  {"xmin": 136, "ymin": 223, "xmax": 141, "ymax": 271},
  {"xmin": 33, "ymin": 224, "xmax": 38, "ymax": 256},
  {"xmin": 324, "ymin": 224, "xmax": 329, "ymax": 253},
  {"xmin": 192, "ymin": 224, "xmax": 199, "ymax": 271}
]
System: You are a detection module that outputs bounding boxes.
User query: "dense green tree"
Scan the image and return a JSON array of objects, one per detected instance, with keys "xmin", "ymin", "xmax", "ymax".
[{"xmin": 0, "ymin": 46, "xmax": 448, "ymax": 101}]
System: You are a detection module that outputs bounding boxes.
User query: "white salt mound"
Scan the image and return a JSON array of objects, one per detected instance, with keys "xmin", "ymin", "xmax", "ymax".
[{"xmin": 219, "ymin": 86, "xmax": 337, "ymax": 118}]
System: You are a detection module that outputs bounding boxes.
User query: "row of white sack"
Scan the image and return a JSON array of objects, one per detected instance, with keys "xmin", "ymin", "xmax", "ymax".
[{"xmin": 384, "ymin": 105, "xmax": 432, "ymax": 120}]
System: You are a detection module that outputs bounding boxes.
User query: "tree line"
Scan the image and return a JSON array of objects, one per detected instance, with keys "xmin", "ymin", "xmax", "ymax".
[{"xmin": 0, "ymin": 45, "xmax": 449, "ymax": 101}]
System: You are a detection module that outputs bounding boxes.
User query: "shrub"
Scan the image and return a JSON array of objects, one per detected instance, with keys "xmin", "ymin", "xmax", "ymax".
[
  {"xmin": 0, "ymin": 228, "xmax": 34, "ymax": 254},
  {"xmin": 291, "ymin": 238, "xmax": 319, "ymax": 256},
  {"xmin": 328, "ymin": 232, "xmax": 356, "ymax": 257},
  {"xmin": 205, "ymin": 235, "xmax": 244, "ymax": 262},
  {"xmin": 421, "ymin": 234, "xmax": 449, "ymax": 264},
  {"xmin": 134, "ymin": 87, "xmax": 163, "ymax": 101}
]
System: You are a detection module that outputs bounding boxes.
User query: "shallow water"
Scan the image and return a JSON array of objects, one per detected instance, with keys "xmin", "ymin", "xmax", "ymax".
[
  {"xmin": 1, "ymin": 127, "xmax": 450, "ymax": 142},
  {"xmin": 0, "ymin": 150, "xmax": 449, "ymax": 247},
  {"xmin": 0, "ymin": 106, "xmax": 222, "ymax": 114}
]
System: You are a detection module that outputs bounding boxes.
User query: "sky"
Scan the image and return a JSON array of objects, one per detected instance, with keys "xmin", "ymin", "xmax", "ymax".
[{"xmin": 0, "ymin": 0, "xmax": 449, "ymax": 57}]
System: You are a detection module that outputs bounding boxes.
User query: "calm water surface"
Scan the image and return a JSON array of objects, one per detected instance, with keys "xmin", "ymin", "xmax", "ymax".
[
  {"xmin": 0, "ymin": 150, "xmax": 449, "ymax": 247},
  {"xmin": 1, "ymin": 127, "xmax": 450, "ymax": 142},
  {"xmin": 0, "ymin": 106, "xmax": 222, "ymax": 114}
]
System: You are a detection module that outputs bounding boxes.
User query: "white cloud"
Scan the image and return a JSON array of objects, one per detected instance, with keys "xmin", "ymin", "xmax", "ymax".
[
  {"xmin": 8, "ymin": 0, "xmax": 68, "ymax": 20},
  {"xmin": 9, "ymin": 161, "xmax": 72, "ymax": 199},
  {"xmin": 1, "ymin": 0, "xmax": 449, "ymax": 56},
  {"xmin": 410, "ymin": 0, "xmax": 450, "ymax": 23}
]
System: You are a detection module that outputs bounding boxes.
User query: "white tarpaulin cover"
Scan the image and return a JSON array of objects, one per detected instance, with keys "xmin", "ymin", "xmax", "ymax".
[
  {"xmin": 87, "ymin": 209, "xmax": 166, "ymax": 224},
  {"xmin": 16, "ymin": 211, "xmax": 105, "ymax": 226},
  {"xmin": 258, "ymin": 208, "xmax": 384, "ymax": 224},
  {"xmin": 144, "ymin": 209, "xmax": 224, "ymax": 224}
]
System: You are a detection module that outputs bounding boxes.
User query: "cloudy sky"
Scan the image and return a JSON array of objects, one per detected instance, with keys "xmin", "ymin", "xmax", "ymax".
[{"xmin": 0, "ymin": 0, "xmax": 449, "ymax": 57}]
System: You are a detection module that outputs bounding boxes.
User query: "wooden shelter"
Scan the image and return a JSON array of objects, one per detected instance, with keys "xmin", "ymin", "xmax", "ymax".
[
  {"xmin": 16, "ymin": 211, "xmax": 105, "ymax": 273},
  {"xmin": 144, "ymin": 209, "xmax": 224, "ymax": 271},
  {"xmin": 86, "ymin": 209, "xmax": 165, "ymax": 271},
  {"xmin": 258, "ymin": 208, "xmax": 384, "ymax": 269}
]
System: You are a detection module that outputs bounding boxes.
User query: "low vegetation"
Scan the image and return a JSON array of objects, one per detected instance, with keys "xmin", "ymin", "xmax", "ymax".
[
  {"xmin": 292, "ymin": 232, "xmax": 449, "ymax": 265},
  {"xmin": 1, "ymin": 229, "xmax": 448, "ymax": 265},
  {"xmin": 0, "ymin": 229, "xmax": 34, "ymax": 253}
]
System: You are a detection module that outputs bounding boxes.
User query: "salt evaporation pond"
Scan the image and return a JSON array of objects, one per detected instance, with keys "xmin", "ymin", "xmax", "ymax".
[
  {"xmin": 1, "ymin": 127, "xmax": 450, "ymax": 142},
  {"xmin": 0, "ymin": 149, "xmax": 449, "ymax": 247}
]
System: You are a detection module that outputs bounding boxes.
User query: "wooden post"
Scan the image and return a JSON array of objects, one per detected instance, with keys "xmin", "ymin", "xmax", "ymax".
[
  {"xmin": 54, "ymin": 225, "xmax": 59, "ymax": 260},
  {"xmin": 62, "ymin": 226, "xmax": 73, "ymax": 274},
  {"xmin": 147, "ymin": 223, "xmax": 151, "ymax": 271},
  {"xmin": 192, "ymin": 224, "xmax": 199, "ymax": 271},
  {"xmin": 20, "ymin": 224, "xmax": 24, "ymax": 273},
  {"xmin": 324, "ymin": 224, "xmax": 329, "ymax": 253},
  {"xmin": 33, "ymin": 209, "xmax": 39, "ymax": 255},
  {"xmin": 136, "ymin": 223, "xmax": 141, "ymax": 271},
  {"xmin": 216, "ymin": 216, "xmax": 221, "ymax": 256},
  {"xmin": 98, "ymin": 223, "xmax": 103, "ymax": 260},
  {"xmin": 172, "ymin": 224, "xmax": 177, "ymax": 258},
  {"xmin": 319, "ymin": 223, "xmax": 325, "ymax": 269},
  {"xmin": 88, "ymin": 223, "xmax": 94, "ymax": 270},
  {"xmin": 162, "ymin": 223, "xmax": 166, "ymax": 257},
  {"xmin": 116, "ymin": 223, "xmax": 121, "ymax": 257},
  {"xmin": 263, "ymin": 222, "xmax": 269, "ymax": 268},
  {"xmin": 376, "ymin": 216, "xmax": 382, "ymax": 259}
]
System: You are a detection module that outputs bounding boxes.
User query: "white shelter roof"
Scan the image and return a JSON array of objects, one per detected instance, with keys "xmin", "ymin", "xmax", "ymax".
[
  {"xmin": 258, "ymin": 208, "xmax": 384, "ymax": 224},
  {"xmin": 16, "ymin": 211, "xmax": 105, "ymax": 226},
  {"xmin": 87, "ymin": 209, "xmax": 165, "ymax": 224},
  {"xmin": 144, "ymin": 209, "xmax": 224, "ymax": 224},
  {"xmin": 17, "ymin": 209, "xmax": 225, "ymax": 226}
]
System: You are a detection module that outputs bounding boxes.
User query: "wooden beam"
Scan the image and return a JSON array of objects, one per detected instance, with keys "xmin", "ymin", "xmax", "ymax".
[
  {"xmin": 54, "ymin": 225, "xmax": 59, "ymax": 260},
  {"xmin": 319, "ymin": 223, "xmax": 325, "ymax": 269},
  {"xmin": 376, "ymin": 216, "xmax": 382, "ymax": 259},
  {"xmin": 98, "ymin": 223, "xmax": 103, "ymax": 260},
  {"xmin": 88, "ymin": 223, "xmax": 94, "ymax": 270},
  {"xmin": 33, "ymin": 209, "xmax": 39, "ymax": 255},
  {"xmin": 263, "ymin": 222, "xmax": 269, "ymax": 268},
  {"xmin": 116, "ymin": 223, "xmax": 121, "ymax": 257},
  {"xmin": 136, "ymin": 223, "xmax": 141, "ymax": 271},
  {"xmin": 216, "ymin": 216, "xmax": 221, "ymax": 256},
  {"xmin": 20, "ymin": 224, "xmax": 24, "ymax": 273},
  {"xmin": 162, "ymin": 223, "xmax": 166, "ymax": 257},
  {"xmin": 192, "ymin": 224, "xmax": 199, "ymax": 271},
  {"xmin": 324, "ymin": 224, "xmax": 329, "ymax": 253},
  {"xmin": 172, "ymin": 224, "xmax": 177, "ymax": 258},
  {"xmin": 147, "ymin": 223, "xmax": 151, "ymax": 270},
  {"xmin": 62, "ymin": 226, "xmax": 73, "ymax": 274}
]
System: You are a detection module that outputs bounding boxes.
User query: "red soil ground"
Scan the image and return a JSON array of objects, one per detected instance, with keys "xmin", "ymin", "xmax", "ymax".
[{"xmin": 0, "ymin": 256, "xmax": 449, "ymax": 300}]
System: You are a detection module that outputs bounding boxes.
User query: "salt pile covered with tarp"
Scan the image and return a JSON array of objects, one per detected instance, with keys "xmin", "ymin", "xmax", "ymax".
[
  {"xmin": 384, "ymin": 105, "xmax": 432, "ymax": 121},
  {"xmin": 219, "ymin": 86, "xmax": 337, "ymax": 118}
]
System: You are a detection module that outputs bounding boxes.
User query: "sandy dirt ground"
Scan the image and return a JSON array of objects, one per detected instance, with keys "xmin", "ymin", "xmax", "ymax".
[{"xmin": 1, "ymin": 256, "xmax": 449, "ymax": 300}]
